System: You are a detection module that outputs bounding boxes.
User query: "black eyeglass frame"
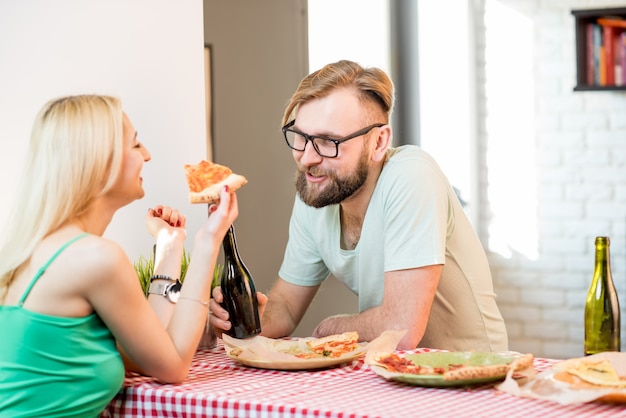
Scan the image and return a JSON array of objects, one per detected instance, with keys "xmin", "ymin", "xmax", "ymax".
[{"xmin": 282, "ymin": 120, "xmax": 386, "ymax": 158}]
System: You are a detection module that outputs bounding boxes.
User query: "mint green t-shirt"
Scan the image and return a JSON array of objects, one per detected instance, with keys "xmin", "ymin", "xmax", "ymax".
[
  {"xmin": 0, "ymin": 234, "xmax": 124, "ymax": 417},
  {"xmin": 279, "ymin": 145, "xmax": 508, "ymax": 352}
]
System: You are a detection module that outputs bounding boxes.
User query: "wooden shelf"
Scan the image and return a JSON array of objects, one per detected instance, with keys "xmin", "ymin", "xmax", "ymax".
[{"xmin": 571, "ymin": 7, "xmax": 626, "ymax": 92}]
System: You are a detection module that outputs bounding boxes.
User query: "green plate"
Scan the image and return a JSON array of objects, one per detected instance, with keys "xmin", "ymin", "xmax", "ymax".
[{"xmin": 370, "ymin": 351, "xmax": 516, "ymax": 387}]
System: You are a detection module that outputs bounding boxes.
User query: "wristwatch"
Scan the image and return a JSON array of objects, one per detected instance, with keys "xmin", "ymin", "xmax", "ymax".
[{"xmin": 148, "ymin": 279, "xmax": 182, "ymax": 303}]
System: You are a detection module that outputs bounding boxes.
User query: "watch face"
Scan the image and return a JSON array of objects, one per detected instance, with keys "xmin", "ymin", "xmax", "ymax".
[{"xmin": 167, "ymin": 281, "xmax": 182, "ymax": 303}]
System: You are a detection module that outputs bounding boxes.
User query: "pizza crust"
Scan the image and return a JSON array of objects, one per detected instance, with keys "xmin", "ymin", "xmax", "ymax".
[
  {"xmin": 188, "ymin": 172, "xmax": 248, "ymax": 204},
  {"xmin": 443, "ymin": 352, "xmax": 534, "ymax": 381}
]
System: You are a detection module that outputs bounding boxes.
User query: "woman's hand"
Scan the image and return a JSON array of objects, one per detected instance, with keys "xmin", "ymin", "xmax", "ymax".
[{"xmin": 146, "ymin": 205, "xmax": 187, "ymax": 240}]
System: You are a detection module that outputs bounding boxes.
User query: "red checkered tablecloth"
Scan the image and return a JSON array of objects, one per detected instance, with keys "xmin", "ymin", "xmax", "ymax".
[{"xmin": 101, "ymin": 343, "xmax": 626, "ymax": 418}]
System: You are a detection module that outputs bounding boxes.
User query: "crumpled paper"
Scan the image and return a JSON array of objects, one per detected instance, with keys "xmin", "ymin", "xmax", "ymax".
[
  {"xmin": 497, "ymin": 351, "xmax": 626, "ymax": 404},
  {"xmin": 223, "ymin": 329, "xmax": 407, "ymax": 364}
]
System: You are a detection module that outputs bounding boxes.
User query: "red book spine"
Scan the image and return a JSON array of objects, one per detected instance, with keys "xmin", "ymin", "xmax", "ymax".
[
  {"xmin": 615, "ymin": 30, "xmax": 624, "ymax": 86},
  {"xmin": 622, "ymin": 32, "xmax": 626, "ymax": 86},
  {"xmin": 603, "ymin": 25, "xmax": 615, "ymax": 85}
]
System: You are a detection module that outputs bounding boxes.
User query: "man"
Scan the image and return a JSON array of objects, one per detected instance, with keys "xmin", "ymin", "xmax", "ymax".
[{"xmin": 211, "ymin": 60, "xmax": 508, "ymax": 351}]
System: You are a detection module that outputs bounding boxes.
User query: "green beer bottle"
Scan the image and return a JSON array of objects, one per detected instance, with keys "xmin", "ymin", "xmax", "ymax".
[{"xmin": 584, "ymin": 236, "xmax": 621, "ymax": 355}]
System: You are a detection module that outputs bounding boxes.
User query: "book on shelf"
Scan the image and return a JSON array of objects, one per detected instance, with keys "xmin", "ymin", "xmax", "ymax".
[
  {"xmin": 621, "ymin": 31, "xmax": 626, "ymax": 86},
  {"xmin": 597, "ymin": 17, "xmax": 626, "ymax": 29},
  {"xmin": 616, "ymin": 30, "xmax": 624, "ymax": 86},
  {"xmin": 594, "ymin": 23, "xmax": 604, "ymax": 85},
  {"xmin": 585, "ymin": 16, "xmax": 626, "ymax": 86},
  {"xmin": 602, "ymin": 24, "xmax": 615, "ymax": 84},
  {"xmin": 586, "ymin": 23, "xmax": 596, "ymax": 85}
]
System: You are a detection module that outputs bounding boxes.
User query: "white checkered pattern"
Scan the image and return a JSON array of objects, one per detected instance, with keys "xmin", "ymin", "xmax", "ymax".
[{"xmin": 101, "ymin": 344, "xmax": 626, "ymax": 418}]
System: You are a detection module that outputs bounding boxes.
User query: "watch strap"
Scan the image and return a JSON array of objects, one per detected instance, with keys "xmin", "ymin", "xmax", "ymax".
[{"xmin": 148, "ymin": 280, "xmax": 182, "ymax": 303}]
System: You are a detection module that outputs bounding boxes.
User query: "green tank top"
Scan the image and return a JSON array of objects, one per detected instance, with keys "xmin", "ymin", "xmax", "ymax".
[{"xmin": 0, "ymin": 233, "xmax": 125, "ymax": 417}]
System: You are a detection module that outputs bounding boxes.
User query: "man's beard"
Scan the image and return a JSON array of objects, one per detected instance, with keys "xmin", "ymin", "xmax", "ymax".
[{"xmin": 295, "ymin": 152, "xmax": 369, "ymax": 208}]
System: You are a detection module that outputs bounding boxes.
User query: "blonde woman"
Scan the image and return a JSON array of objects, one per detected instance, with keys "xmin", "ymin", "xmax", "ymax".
[{"xmin": 0, "ymin": 95, "xmax": 238, "ymax": 417}]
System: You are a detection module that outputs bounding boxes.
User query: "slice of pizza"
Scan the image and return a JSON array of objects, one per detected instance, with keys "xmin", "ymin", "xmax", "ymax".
[
  {"xmin": 562, "ymin": 358, "xmax": 626, "ymax": 387},
  {"xmin": 371, "ymin": 352, "xmax": 534, "ymax": 381},
  {"xmin": 184, "ymin": 160, "xmax": 247, "ymax": 204},
  {"xmin": 305, "ymin": 332, "xmax": 359, "ymax": 358},
  {"xmin": 372, "ymin": 353, "xmax": 446, "ymax": 374}
]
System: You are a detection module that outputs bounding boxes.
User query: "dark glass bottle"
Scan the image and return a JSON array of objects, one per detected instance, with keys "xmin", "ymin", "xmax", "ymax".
[
  {"xmin": 584, "ymin": 236, "xmax": 621, "ymax": 355},
  {"xmin": 220, "ymin": 224, "xmax": 261, "ymax": 339}
]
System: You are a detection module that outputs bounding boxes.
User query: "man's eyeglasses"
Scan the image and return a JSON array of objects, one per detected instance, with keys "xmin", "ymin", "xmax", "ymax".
[{"xmin": 282, "ymin": 120, "xmax": 385, "ymax": 158}]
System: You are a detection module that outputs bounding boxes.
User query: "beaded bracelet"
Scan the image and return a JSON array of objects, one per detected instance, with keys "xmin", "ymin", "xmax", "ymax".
[{"xmin": 149, "ymin": 274, "xmax": 177, "ymax": 282}]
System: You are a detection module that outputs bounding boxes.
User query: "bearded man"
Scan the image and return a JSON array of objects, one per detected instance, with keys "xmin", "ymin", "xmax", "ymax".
[{"xmin": 211, "ymin": 60, "xmax": 508, "ymax": 352}]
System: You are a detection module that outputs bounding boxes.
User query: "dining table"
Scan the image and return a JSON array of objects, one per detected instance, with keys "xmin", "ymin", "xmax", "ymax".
[{"xmin": 101, "ymin": 341, "xmax": 626, "ymax": 418}]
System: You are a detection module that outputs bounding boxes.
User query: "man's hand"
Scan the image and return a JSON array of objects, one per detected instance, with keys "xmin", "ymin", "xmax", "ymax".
[
  {"xmin": 208, "ymin": 286, "xmax": 268, "ymax": 337},
  {"xmin": 311, "ymin": 265, "xmax": 442, "ymax": 350}
]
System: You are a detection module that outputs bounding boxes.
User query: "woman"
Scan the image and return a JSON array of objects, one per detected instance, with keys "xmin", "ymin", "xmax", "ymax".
[{"xmin": 0, "ymin": 95, "xmax": 237, "ymax": 417}]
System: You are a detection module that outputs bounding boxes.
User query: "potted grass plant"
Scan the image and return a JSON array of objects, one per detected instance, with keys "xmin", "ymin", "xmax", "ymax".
[
  {"xmin": 134, "ymin": 248, "xmax": 221, "ymax": 349},
  {"xmin": 134, "ymin": 246, "xmax": 191, "ymax": 295}
]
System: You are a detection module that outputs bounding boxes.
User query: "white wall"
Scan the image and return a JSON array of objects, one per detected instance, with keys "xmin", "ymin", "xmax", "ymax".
[
  {"xmin": 0, "ymin": 0, "xmax": 207, "ymax": 262},
  {"xmin": 476, "ymin": 0, "xmax": 626, "ymax": 359}
]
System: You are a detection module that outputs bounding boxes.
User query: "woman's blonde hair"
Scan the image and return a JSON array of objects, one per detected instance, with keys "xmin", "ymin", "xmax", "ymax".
[
  {"xmin": 0, "ymin": 95, "xmax": 124, "ymax": 300},
  {"xmin": 281, "ymin": 60, "xmax": 395, "ymax": 126}
]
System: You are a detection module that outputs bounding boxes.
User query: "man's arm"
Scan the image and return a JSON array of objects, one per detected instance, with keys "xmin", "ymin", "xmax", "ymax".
[
  {"xmin": 311, "ymin": 264, "xmax": 442, "ymax": 349},
  {"xmin": 260, "ymin": 278, "xmax": 320, "ymax": 338}
]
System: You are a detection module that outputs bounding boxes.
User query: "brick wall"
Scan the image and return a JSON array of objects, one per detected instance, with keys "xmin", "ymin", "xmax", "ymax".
[{"xmin": 475, "ymin": 0, "xmax": 626, "ymax": 359}]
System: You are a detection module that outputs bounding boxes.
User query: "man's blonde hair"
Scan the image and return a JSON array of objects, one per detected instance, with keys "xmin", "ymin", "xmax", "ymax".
[
  {"xmin": 0, "ymin": 95, "xmax": 124, "ymax": 299},
  {"xmin": 281, "ymin": 60, "xmax": 394, "ymax": 126}
]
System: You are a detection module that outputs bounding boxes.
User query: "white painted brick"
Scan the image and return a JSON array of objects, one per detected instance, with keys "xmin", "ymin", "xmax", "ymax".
[
  {"xmin": 584, "ymin": 92, "xmax": 626, "ymax": 111},
  {"xmin": 525, "ymin": 323, "xmax": 569, "ymax": 339},
  {"xmin": 561, "ymin": 112, "xmax": 608, "ymax": 131},
  {"xmin": 540, "ymin": 237, "xmax": 585, "ymax": 254},
  {"xmin": 538, "ymin": 60, "xmax": 570, "ymax": 77},
  {"xmin": 537, "ymin": 131, "xmax": 585, "ymax": 148},
  {"xmin": 538, "ymin": 96, "xmax": 584, "ymax": 112},
  {"xmin": 537, "ymin": 220, "xmax": 564, "ymax": 236},
  {"xmin": 542, "ymin": 308, "xmax": 581, "ymax": 324},
  {"xmin": 520, "ymin": 288, "xmax": 564, "ymax": 306},
  {"xmin": 587, "ymin": 130, "xmax": 626, "ymax": 146},
  {"xmin": 540, "ymin": 272, "xmax": 586, "ymax": 289},
  {"xmin": 565, "ymin": 257, "xmax": 594, "ymax": 273},
  {"xmin": 518, "ymin": 255, "xmax": 565, "ymax": 272},
  {"xmin": 540, "ymin": 167, "xmax": 583, "ymax": 183},
  {"xmin": 582, "ymin": 168, "xmax": 626, "ymax": 184},
  {"xmin": 568, "ymin": 324, "xmax": 584, "ymax": 342},
  {"xmin": 610, "ymin": 114, "xmax": 626, "ymax": 130},
  {"xmin": 587, "ymin": 202, "xmax": 626, "ymax": 220},
  {"xmin": 500, "ymin": 305, "xmax": 542, "ymax": 321},
  {"xmin": 543, "ymin": 342, "xmax": 582, "ymax": 360},
  {"xmin": 566, "ymin": 290, "xmax": 586, "ymax": 308},
  {"xmin": 565, "ymin": 182, "xmax": 612, "ymax": 200},
  {"xmin": 509, "ymin": 340, "xmax": 541, "ymax": 355},
  {"xmin": 504, "ymin": 322, "xmax": 523, "ymax": 339},
  {"xmin": 536, "ymin": 113, "xmax": 560, "ymax": 131},
  {"xmin": 563, "ymin": 149, "xmax": 610, "ymax": 165},
  {"xmin": 537, "ymin": 77, "xmax": 563, "ymax": 96}
]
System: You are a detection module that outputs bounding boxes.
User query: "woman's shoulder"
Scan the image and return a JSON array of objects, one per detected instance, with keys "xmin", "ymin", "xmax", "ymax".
[
  {"xmin": 57, "ymin": 234, "xmax": 131, "ymax": 280},
  {"xmin": 81, "ymin": 233, "xmax": 128, "ymax": 260}
]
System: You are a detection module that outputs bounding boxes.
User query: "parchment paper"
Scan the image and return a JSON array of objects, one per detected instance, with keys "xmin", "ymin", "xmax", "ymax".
[{"xmin": 497, "ymin": 351, "xmax": 626, "ymax": 404}]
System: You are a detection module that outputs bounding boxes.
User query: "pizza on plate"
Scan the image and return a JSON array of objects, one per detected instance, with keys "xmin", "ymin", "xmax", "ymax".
[
  {"xmin": 372, "ymin": 352, "xmax": 534, "ymax": 381},
  {"xmin": 184, "ymin": 160, "xmax": 247, "ymax": 204},
  {"xmin": 298, "ymin": 332, "xmax": 360, "ymax": 359}
]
